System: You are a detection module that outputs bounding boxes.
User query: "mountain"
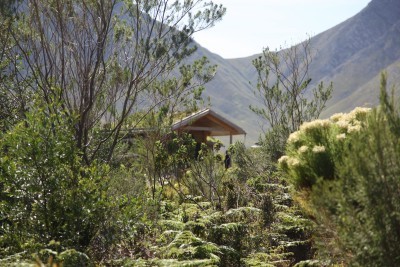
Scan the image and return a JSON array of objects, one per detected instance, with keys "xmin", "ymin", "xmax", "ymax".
[{"xmin": 195, "ymin": 0, "xmax": 400, "ymax": 144}]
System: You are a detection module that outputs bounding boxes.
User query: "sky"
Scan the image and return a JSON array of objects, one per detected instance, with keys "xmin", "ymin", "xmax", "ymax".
[{"xmin": 193, "ymin": 0, "xmax": 371, "ymax": 59}]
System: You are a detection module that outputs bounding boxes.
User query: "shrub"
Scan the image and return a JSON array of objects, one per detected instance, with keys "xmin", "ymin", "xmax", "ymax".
[
  {"xmin": 0, "ymin": 98, "xmax": 111, "ymax": 256},
  {"xmin": 58, "ymin": 249, "xmax": 92, "ymax": 267},
  {"xmin": 280, "ymin": 74, "xmax": 400, "ymax": 266},
  {"xmin": 279, "ymin": 107, "xmax": 371, "ymax": 189},
  {"xmin": 332, "ymin": 106, "xmax": 400, "ymax": 266}
]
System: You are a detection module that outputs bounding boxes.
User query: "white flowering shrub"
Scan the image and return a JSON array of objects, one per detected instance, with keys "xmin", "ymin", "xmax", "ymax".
[
  {"xmin": 278, "ymin": 107, "xmax": 371, "ymax": 189},
  {"xmin": 277, "ymin": 74, "xmax": 400, "ymax": 266}
]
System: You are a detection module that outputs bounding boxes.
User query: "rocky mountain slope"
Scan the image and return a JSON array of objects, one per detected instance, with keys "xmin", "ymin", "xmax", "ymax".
[{"xmin": 196, "ymin": 0, "xmax": 400, "ymax": 144}]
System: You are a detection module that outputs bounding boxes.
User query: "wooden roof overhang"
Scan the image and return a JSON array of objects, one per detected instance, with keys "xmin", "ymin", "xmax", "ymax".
[{"xmin": 172, "ymin": 109, "xmax": 246, "ymax": 143}]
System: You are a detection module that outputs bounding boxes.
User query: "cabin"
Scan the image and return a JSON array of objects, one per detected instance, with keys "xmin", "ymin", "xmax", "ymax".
[
  {"xmin": 172, "ymin": 108, "xmax": 246, "ymax": 145},
  {"xmin": 114, "ymin": 108, "xmax": 246, "ymax": 164}
]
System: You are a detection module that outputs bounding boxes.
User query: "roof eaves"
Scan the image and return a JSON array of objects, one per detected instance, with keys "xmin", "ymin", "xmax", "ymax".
[
  {"xmin": 171, "ymin": 108, "xmax": 210, "ymax": 130},
  {"xmin": 172, "ymin": 108, "xmax": 246, "ymax": 135},
  {"xmin": 207, "ymin": 110, "xmax": 246, "ymax": 135}
]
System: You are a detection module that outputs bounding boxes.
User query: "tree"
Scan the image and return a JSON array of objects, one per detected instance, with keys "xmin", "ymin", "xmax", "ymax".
[
  {"xmin": 0, "ymin": 0, "xmax": 20, "ymax": 15},
  {"xmin": 0, "ymin": 0, "xmax": 226, "ymax": 260},
  {"xmin": 250, "ymin": 39, "xmax": 332, "ymax": 160},
  {"xmin": 0, "ymin": 0, "xmax": 27, "ymax": 133},
  {"xmin": 11, "ymin": 0, "xmax": 225, "ymax": 164}
]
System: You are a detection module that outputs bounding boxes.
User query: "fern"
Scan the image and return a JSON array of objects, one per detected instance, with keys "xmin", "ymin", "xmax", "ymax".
[
  {"xmin": 224, "ymin": 207, "xmax": 263, "ymax": 223},
  {"xmin": 158, "ymin": 220, "xmax": 185, "ymax": 231}
]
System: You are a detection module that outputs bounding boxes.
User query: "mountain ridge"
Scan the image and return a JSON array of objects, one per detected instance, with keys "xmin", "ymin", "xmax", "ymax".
[{"xmin": 195, "ymin": 0, "xmax": 400, "ymax": 144}]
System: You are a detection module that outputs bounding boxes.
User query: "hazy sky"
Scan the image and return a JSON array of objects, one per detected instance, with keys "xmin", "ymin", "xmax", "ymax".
[{"xmin": 193, "ymin": 0, "xmax": 371, "ymax": 58}]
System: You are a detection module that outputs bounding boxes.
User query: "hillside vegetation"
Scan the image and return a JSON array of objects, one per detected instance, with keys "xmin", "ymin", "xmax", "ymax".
[
  {"xmin": 1, "ymin": 0, "xmax": 400, "ymax": 266},
  {"xmin": 2, "ymin": 71, "xmax": 399, "ymax": 266}
]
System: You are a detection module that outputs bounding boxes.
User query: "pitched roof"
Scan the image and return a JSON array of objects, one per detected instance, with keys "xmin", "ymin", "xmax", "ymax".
[{"xmin": 172, "ymin": 108, "xmax": 246, "ymax": 136}]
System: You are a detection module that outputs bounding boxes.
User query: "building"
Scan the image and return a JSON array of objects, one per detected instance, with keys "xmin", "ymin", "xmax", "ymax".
[{"xmin": 172, "ymin": 108, "xmax": 246, "ymax": 145}]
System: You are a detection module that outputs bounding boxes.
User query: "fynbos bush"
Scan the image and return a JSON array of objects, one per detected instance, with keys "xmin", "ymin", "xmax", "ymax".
[
  {"xmin": 280, "ymin": 74, "xmax": 400, "ymax": 266},
  {"xmin": 279, "ymin": 107, "xmax": 371, "ymax": 189}
]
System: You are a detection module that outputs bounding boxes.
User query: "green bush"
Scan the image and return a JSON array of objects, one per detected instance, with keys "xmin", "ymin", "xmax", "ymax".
[
  {"xmin": 333, "ymin": 106, "xmax": 400, "ymax": 266},
  {"xmin": 280, "ymin": 74, "xmax": 400, "ymax": 266},
  {"xmin": 279, "ymin": 107, "xmax": 371, "ymax": 189},
  {"xmin": 58, "ymin": 249, "xmax": 92, "ymax": 267},
  {"xmin": 0, "ymin": 98, "xmax": 111, "ymax": 256}
]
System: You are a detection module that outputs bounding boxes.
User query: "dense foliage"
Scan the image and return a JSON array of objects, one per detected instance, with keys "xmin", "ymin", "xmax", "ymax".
[
  {"xmin": 1, "ymin": 0, "xmax": 398, "ymax": 266},
  {"xmin": 0, "ymin": 0, "xmax": 313, "ymax": 266},
  {"xmin": 0, "ymin": 97, "xmax": 112, "ymax": 255},
  {"xmin": 280, "ymin": 74, "xmax": 400, "ymax": 266}
]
